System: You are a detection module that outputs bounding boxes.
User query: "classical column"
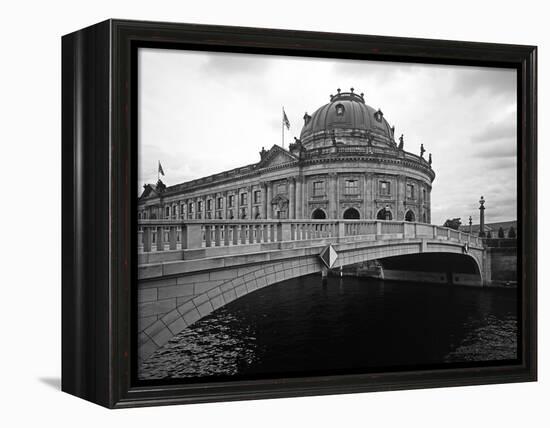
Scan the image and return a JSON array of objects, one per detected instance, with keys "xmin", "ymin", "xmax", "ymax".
[
  {"xmin": 289, "ymin": 177, "xmax": 296, "ymax": 219},
  {"xmin": 397, "ymin": 175, "xmax": 405, "ymax": 220},
  {"xmin": 247, "ymin": 185, "xmax": 253, "ymax": 219},
  {"xmin": 329, "ymin": 173, "xmax": 338, "ymax": 218},
  {"xmin": 363, "ymin": 173, "xmax": 369, "ymax": 219},
  {"xmin": 266, "ymin": 181, "xmax": 273, "ymax": 219},
  {"xmin": 261, "ymin": 182, "xmax": 267, "ymax": 219},
  {"xmin": 295, "ymin": 176, "xmax": 303, "ymax": 219}
]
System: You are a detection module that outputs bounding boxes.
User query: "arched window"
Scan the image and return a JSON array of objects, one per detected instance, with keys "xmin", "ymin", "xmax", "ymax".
[
  {"xmin": 405, "ymin": 210, "xmax": 415, "ymax": 222},
  {"xmin": 423, "ymin": 212, "xmax": 427, "ymax": 223},
  {"xmin": 335, "ymin": 103, "xmax": 345, "ymax": 116},
  {"xmin": 377, "ymin": 208, "xmax": 392, "ymax": 220},
  {"xmin": 343, "ymin": 208, "xmax": 360, "ymax": 219},
  {"xmin": 311, "ymin": 208, "xmax": 326, "ymax": 219}
]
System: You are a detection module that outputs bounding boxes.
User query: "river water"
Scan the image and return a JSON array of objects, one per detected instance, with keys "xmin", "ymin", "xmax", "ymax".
[{"xmin": 139, "ymin": 275, "xmax": 518, "ymax": 381}]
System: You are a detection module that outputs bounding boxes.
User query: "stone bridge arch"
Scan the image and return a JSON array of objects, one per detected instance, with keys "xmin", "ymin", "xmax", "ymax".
[{"xmin": 138, "ymin": 239, "xmax": 485, "ymax": 363}]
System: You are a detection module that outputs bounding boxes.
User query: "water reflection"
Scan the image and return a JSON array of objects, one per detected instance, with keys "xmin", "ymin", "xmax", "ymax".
[{"xmin": 139, "ymin": 275, "xmax": 517, "ymax": 381}]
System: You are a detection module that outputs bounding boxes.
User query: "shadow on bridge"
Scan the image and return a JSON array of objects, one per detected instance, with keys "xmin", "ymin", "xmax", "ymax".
[{"xmin": 342, "ymin": 252, "xmax": 482, "ymax": 286}]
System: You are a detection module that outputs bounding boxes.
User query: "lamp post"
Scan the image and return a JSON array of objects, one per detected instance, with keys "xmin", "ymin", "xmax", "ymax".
[
  {"xmin": 478, "ymin": 196, "xmax": 485, "ymax": 237},
  {"xmin": 469, "ymin": 215, "xmax": 473, "ymax": 235}
]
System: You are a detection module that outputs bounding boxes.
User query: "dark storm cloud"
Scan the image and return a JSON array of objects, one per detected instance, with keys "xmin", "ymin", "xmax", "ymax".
[{"xmin": 451, "ymin": 68, "xmax": 516, "ymax": 98}]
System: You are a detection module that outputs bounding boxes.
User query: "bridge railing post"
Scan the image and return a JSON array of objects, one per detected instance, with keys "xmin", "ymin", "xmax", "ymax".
[
  {"xmin": 181, "ymin": 223, "xmax": 203, "ymax": 249},
  {"xmin": 336, "ymin": 221, "xmax": 346, "ymax": 238},
  {"xmin": 277, "ymin": 222, "xmax": 292, "ymax": 242},
  {"xmin": 169, "ymin": 226, "xmax": 177, "ymax": 250},
  {"xmin": 376, "ymin": 221, "xmax": 382, "ymax": 236},
  {"xmin": 142, "ymin": 226, "xmax": 152, "ymax": 252},
  {"xmin": 156, "ymin": 226, "xmax": 164, "ymax": 251}
]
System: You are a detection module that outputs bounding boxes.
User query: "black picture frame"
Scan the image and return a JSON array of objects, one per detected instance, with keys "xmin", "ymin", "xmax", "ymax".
[{"xmin": 62, "ymin": 19, "xmax": 537, "ymax": 408}]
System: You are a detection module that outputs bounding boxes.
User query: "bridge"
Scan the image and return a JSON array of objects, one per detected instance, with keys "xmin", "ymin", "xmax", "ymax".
[{"xmin": 137, "ymin": 219, "xmax": 488, "ymax": 362}]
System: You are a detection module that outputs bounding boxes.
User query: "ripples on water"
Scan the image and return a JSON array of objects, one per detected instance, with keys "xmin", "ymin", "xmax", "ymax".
[{"xmin": 139, "ymin": 275, "xmax": 518, "ymax": 381}]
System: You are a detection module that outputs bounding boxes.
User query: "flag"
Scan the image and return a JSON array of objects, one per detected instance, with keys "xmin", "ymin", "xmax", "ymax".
[
  {"xmin": 158, "ymin": 161, "xmax": 165, "ymax": 176},
  {"xmin": 283, "ymin": 109, "xmax": 290, "ymax": 130}
]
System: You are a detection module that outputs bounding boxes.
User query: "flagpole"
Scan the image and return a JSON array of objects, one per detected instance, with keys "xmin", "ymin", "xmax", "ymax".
[{"xmin": 282, "ymin": 107, "xmax": 284, "ymax": 149}]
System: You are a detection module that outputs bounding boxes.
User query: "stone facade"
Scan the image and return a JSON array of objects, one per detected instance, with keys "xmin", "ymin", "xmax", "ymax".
[{"xmin": 138, "ymin": 89, "xmax": 435, "ymax": 224}]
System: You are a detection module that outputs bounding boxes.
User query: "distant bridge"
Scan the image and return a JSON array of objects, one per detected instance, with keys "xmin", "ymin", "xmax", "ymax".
[{"xmin": 137, "ymin": 219, "xmax": 488, "ymax": 362}]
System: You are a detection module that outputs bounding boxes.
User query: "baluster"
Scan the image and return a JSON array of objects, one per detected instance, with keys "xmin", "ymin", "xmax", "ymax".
[
  {"xmin": 232, "ymin": 225, "xmax": 239, "ymax": 245},
  {"xmin": 214, "ymin": 225, "xmax": 221, "ymax": 246},
  {"xmin": 205, "ymin": 225, "xmax": 212, "ymax": 247},
  {"xmin": 240, "ymin": 224, "xmax": 247, "ymax": 244},
  {"xmin": 249, "ymin": 224, "xmax": 255, "ymax": 244},
  {"xmin": 224, "ymin": 225, "xmax": 230, "ymax": 246}
]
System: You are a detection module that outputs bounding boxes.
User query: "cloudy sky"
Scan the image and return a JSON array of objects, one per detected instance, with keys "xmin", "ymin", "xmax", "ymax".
[{"xmin": 138, "ymin": 48, "xmax": 517, "ymax": 226}]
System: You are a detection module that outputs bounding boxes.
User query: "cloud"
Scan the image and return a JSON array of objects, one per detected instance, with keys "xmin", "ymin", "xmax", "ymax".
[
  {"xmin": 138, "ymin": 48, "xmax": 517, "ymax": 224},
  {"xmin": 451, "ymin": 68, "xmax": 516, "ymax": 98},
  {"xmin": 474, "ymin": 142, "xmax": 516, "ymax": 159},
  {"xmin": 200, "ymin": 51, "xmax": 271, "ymax": 76},
  {"xmin": 472, "ymin": 121, "xmax": 516, "ymax": 143}
]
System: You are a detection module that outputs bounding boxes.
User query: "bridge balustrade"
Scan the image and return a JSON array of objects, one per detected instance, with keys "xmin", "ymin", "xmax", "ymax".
[{"xmin": 137, "ymin": 219, "xmax": 483, "ymax": 254}]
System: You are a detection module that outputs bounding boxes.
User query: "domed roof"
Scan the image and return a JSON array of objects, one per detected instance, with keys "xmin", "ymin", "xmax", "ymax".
[{"xmin": 300, "ymin": 88, "xmax": 395, "ymax": 148}]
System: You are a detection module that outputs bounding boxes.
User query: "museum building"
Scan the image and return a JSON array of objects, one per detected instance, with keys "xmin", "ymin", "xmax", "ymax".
[{"xmin": 138, "ymin": 88, "xmax": 435, "ymax": 223}]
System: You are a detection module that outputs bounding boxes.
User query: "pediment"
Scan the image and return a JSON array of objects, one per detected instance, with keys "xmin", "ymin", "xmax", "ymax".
[
  {"xmin": 257, "ymin": 145, "xmax": 298, "ymax": 169},
  {"xmin": 139, "ymin": 184, "xmax": 159, "ymax": 200},
  {"xmin": 271, "ymin": 194, "xmax": 289, "ymax": 204}
]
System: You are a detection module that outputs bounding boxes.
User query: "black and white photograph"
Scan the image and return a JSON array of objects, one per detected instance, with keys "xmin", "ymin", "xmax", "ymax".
[
  {"xmin": 2, "ymin": 0, "xmax": 544, "ymax": 422},
  {"xmin": 136, "ymin": 48, "xmax": 519, "ymax": 382}
]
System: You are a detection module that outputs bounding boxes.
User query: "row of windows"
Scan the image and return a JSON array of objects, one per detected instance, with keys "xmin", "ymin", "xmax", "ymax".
[
  {"xmin": 311, "ymin": 179, "xmax": 427, "ymax": 199},
  {"xmin": 138, "ymin": 181, "xmax": 429, "ymax": 218},
  {"xmin": 313, "ymin": 179, "xmax": 359, "ymax": 196}
]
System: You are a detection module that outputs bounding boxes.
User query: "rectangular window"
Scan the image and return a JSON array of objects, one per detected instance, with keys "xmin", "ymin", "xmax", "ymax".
[
  {"xmin": 207, "ymin": 199, "xmax": 212, "ymax": 211},
  {"xmin": 345, "ymin": 179, "xmax": 359, "ymax": 195},
  {"xmin": 254, "ymin": 190, "xmax": 261, "ymax": 204},
  {"xmin": 188, "ymin": 202, "xmax": 194, "ymax": 213},
  {"xmin": 313, "ymin": 181, "xmax": 325, "ymax": 196},
  {"xmin": 423, "ymin": 189, "xmax": 426, "ymax": 201},
  {"xmin": 379, "ymin": 181, "xmax": 390, "ymax": 196},
  {"xmin": 228, "ymin": 195, "xmax": 234, "ymax": 208},
  {"xmin": 217, "ymin": 197, "xmax": 223, "ymax": 209},
  {"xmin": 407, "ymin": 184, "xmax": 415, "ymax": 199},
  {"xmin": 197, "ymin": 201, "xmax": 203, "ymax": 212},
  {"xmin": 240, "ymin": 192, "xmax": 248, "ymax": 206}
]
